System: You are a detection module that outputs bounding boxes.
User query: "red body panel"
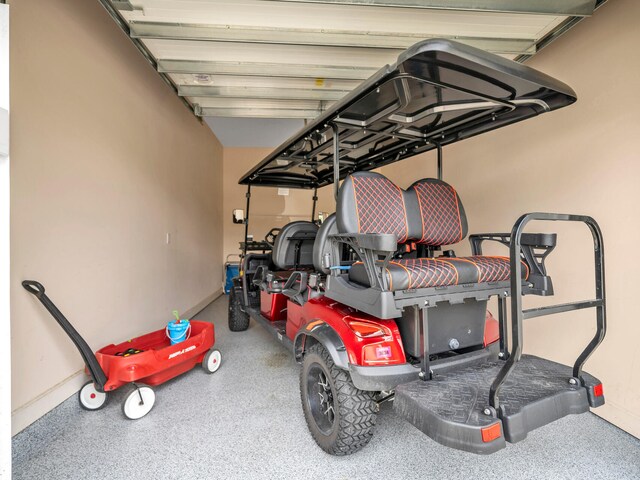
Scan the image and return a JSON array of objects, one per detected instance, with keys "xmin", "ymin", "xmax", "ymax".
[
  {"xmin": 286, "ymin": 300, "xmax": 305, "ymax": 340},
  {"xmin": 484, "ymin": 310, "xmax": 500, "ymax": 346},
  {"xmin": 93, "ymin": 320, "xmax": 215, "ymax": 391},
  {"xmin": 260, "ymin": 291, "xmax": 288, "ymax": 321},
  {"xmin": 292, "ymin": 297, "xmax": 500, "ymax": 367},
  {"xmin": 296, "ymin": 296, "xmax": 407, "ymax": 366}
]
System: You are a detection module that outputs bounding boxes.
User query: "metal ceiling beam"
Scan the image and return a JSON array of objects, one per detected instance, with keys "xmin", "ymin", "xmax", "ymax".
[
  {"xmin": 195, "ymin": 97, "xmax": 327, "ymax": 109},
  {"xmin": 171, "ymin": 74, "xmax": 360, "ymax": 90},
  {"xmin": 181, "ymin": 85, "xmax": 347, "ymax": 101},
  {"xmin": 516, "ymin": 0, "xmax": 608, "ymax": 62},
  {"xmin": 195, "ymin": 106, "xmax": 323, "ymax": 119},
  {"xmin": 130, "ymin": 21, "xmax": 536, "ymax": 54},
  {"xmin": 262, "ymin": 0, "xmax": 596, "ymax": 16},
  {"xmin": 97, "ymin": 0, "xmax": 196, "ymax": 116},
  {"xmin": 158, "ymin": 59, "xmax": 377, "ymax": 80},
  {"xmin": 111, "ymin": 1, "xmax": 138, "ymax": 11}
]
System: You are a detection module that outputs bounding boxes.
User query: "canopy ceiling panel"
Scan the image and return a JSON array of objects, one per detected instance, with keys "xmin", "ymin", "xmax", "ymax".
[{"xmin": 99, "ymin": 0, "xmax": 603, "ymax": 120}]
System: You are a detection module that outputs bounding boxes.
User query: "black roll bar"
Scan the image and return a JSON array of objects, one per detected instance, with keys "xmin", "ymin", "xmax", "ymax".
[
  {"xmin": 436, "ymin": 142, "xmax": 443, "ymax": 181},
  {"xmin": 332, "ymin": 124, "xmax": 340, "ymax": 202},
  {"xmin": 311, "ymin": 187, "xmax": 318, "ymax": 222},
  {"xmin": 243, "ymin": 184, "xmax": 252, "ymax": 257},
  {"xmin": 489, "ymin": 213, "xmax": 606, "ymax": 411}
]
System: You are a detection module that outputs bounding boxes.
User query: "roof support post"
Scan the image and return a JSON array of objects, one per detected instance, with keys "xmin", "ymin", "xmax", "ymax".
[
  {"xmin": 436, "ymin": 142, "xmax": 443, "ymax": 181},
  {"xmin": 332, "ymin": 124, "xmax": 341, "ymax": 202},
  {"xmin": 243, "ymin": 184, "xmax": 252, "ymax": 257},
  {"xmin": 311, "ymin": 187, "xmax": 318, "ymax": 222}
]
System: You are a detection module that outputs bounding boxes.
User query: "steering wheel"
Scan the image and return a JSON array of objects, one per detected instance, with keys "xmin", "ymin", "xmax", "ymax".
[{"xmin": 264, "ymin": 227, "xmax": 281, "ymax": 246}]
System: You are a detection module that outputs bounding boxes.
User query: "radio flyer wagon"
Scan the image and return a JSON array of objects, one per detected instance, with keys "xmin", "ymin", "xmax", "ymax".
[{"xmin": 22, "ymin": 280, "xmax": 222, "ymax": 419}]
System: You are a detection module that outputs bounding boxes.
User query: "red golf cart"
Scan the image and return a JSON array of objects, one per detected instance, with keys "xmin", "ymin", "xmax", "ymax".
[{"xmin": 228, "ymin": 39, "xmax": 606, "ymax": 455}]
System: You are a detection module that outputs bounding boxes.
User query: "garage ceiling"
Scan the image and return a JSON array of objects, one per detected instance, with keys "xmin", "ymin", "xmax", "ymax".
[{"xmin": 99, "ymin": 0, "xmax": 604, "ymax": 121}]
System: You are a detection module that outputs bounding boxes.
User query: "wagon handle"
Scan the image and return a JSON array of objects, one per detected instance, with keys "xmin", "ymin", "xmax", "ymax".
[
  {"xmin": 22, "ymin": 280, "xmax": 108, "ymax": 393},
  {"xmin": 22, "ymin": 280, "xmax": 45, "ymax": 298}
]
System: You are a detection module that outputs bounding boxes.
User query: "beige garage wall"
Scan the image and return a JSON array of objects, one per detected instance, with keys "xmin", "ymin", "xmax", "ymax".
[
  {"xmin": 382, "ymin": 0, "xmax": 639, "ymax": 437},
  {"xmin": 10, "ymin": 0, "xmax": 224, "ymax": 433},
  {"xmin": 222, "ymin": 147, "xmax": 333, "ymax": 263}
]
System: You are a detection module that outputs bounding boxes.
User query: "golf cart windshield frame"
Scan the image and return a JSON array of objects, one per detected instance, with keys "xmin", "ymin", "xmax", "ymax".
[{"xmin": 239, "ymin": 39, "xmax": 576, "ymax": 190}]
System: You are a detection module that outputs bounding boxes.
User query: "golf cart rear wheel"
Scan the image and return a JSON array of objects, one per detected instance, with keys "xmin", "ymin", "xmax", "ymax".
[
  {"xmin": 300, "ymin": 343, "xmax": 378, "ymax": 456},
  {"xmin": 122, "ymin": 384, "xmax": 155, "ymax": 420},
  {"xmin": 78, "ymin": 381, "xmax": 108, "ymax": 411},
  {"xmin": 228, "ymin": 286, "xmax": 250, "ymax": 332}
]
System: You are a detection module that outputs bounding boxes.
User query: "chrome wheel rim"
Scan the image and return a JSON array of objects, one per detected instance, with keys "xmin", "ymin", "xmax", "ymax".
[{"xmin": 306, "ymin": 364, "xmax": 335, "ymax": 435}]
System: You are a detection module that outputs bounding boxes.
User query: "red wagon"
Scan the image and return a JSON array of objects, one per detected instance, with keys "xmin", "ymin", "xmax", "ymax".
[{"xmin": 22, "ymin": 280, "xmax": 221, "ymax": 419}]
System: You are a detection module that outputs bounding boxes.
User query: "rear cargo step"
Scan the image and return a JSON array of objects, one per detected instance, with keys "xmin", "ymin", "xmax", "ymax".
[{"xmin": 394, "ymin": 354, "xmax": 603, "ymax": 454}]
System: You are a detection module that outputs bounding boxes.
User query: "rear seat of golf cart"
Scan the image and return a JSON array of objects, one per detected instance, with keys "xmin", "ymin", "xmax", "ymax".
[
  {"xmin": 342, "ymin": 172, "xmax": 528, "ymax": 291},
  {"xmin": 312, "ymin": 170, "xmax": 605, "ymax": 453},
  {"xmin": 324, "ymin": 171, "xmax": 534, "ymax": 319}
]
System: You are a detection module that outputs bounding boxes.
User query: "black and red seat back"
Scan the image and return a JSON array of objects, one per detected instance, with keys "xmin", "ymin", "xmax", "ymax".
[
  {"xmin": 405, "ymin": 178, "xmax": 468, "ymax": 247},
  {"xmin": 337, "ymin": 171, "xmax": 410, "ymax": 243},
  {"xmin": 337, "ymin": 172, "xmax": 528, "ymax": 291},
  {"xmin": 337, "ymin": 171, "xmax": 467, "ymax": 248}
]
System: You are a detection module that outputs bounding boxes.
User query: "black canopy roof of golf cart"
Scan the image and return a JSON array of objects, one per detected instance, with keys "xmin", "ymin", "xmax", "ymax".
[{"xmin": 239, "ymin": 39, "xmax": 576, "ymax": 190}]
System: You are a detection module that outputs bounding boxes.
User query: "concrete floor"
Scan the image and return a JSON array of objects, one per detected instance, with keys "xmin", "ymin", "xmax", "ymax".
[{"xmin": 12, "ymin": 296, "xmax": 640, "ymax": 480}]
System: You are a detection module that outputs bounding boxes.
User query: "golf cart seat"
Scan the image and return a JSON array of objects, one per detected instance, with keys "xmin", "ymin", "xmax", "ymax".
[
  {"xmin": 349, "ymin": 256, "xmax": 528, "ymax": 291},
  {"xmin": 312, "ymin": 214, "xmax": 339, "ymax": 274},
  {"xmin": 272, "ymin": 220, "xmax": 318, "ymax": 270},
  {"xmin": 336, "ymin": 172, "xmax": 529, "ymax": 291},
  {"xmin": 253, "ymin": 220, "xmax": 319, "ymax": 294}
]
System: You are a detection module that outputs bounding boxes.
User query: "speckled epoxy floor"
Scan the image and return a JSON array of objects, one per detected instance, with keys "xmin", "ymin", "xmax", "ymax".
[{"xmin": 12, "ymin": 297, "xmax": 640, "ymax": 480}]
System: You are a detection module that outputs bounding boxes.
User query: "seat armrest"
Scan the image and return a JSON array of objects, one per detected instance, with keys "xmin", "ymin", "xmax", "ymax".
[
  {"xmin": 330, "ymin": 233, "xmax": 398, "ymax": 253},
  {"xmin": 469, "ymin": 232, "xmax": 557, "ymax": 296},
  {"xmin": 468, "ymin": 233, "xmax": 511, "ymax": 255},
  {"xmin": 282, "ymin": 271, "xmax": 308, "ymax": 305},
  {"xmin": 328, "ymin": 233, "xmax": 398, "ymax": 291},
  {"xmin": 252, "ymin": 265, "xmax": 268, "ymax": 289},
  {"xmin": 470, "ymin": 233, "xmax": 557, "ymax": 255}
]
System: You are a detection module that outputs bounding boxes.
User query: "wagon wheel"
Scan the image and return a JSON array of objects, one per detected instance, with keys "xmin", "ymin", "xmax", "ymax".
[
  {"xmin": 78, "ymin": 381, "xmax": 108, "ymax": 411},
  {"xmin": 122, "ymin": 384, "xmax": 155, "ymax": 420},
  {"xmin": 203, "ymin": 349, "xmax": 222, "ymax": 374}
]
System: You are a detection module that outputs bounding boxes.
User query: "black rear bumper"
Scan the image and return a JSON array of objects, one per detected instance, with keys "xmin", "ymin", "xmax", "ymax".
[
  {"xmin": 393, "ymin": 354, "xmax": 604, "ymax": 454},
  {"xmin": 349, "ymin": 343, "xmax": 499, "ymax": 391}
]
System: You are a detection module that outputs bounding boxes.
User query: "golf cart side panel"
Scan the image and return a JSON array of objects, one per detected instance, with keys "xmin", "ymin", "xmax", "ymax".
[
  {"xmin": 293, "ymin": 295, "xmax": 407, "ymax": 367},
  {"xmin": 239, "ymin": 38, "xmax": 576, "ymax": 190},
  {"xmin": 289, "ymin": 295, "xmax": 501, "ymax": 391},
  {"xmin": 260, "ymin": 291, "xmax": 287, "ymax": 321}
]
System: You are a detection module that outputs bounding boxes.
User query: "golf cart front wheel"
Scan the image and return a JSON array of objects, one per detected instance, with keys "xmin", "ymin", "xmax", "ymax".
[
  {"xmin": 78, "ymin": 381, "xmax": 108, "ymax": 411},
  {"xmin": 202, "ymin": 349, "xmax": 222, "ymax": 373},
  {"xmin": 228, "ymin": 286, "xmax": 250, "ymax": 332},
  {"xmin": 122, "ymin": 385, "xmax": 155, "ymax": 420},
  {"xmin": 300, "ymin": 343, "xmax": 378, "ymax": 456}
]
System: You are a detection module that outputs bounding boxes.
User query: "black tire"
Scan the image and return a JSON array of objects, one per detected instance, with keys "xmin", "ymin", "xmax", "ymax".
[
  {"xmin": 300, "ymin": 343, "xmax": 378, "ymax": 456},
  {"xmin": 228, "ymin": 286, "xmax": 250, "ymax": 332}
]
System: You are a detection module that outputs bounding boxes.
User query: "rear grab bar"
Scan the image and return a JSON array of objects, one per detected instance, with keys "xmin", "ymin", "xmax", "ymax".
[{"xmin": 489, "ymin": 212, "xmax": 606, "ymax": 411}]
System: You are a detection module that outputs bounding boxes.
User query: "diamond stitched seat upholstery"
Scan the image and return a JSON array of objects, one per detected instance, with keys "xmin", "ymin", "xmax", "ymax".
[
  {"xmin": 349, "ymin": 256, "xmax": 529, "ymax": 291},
  {"xmin": 337, "ymin": 172, "xmax": 529, "ymax": 291}
]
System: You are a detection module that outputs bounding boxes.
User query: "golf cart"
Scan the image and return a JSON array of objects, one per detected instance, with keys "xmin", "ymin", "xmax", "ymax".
[{"xmin": 228, "ymin": 39, "xmax": 606, "ymax": 455}]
